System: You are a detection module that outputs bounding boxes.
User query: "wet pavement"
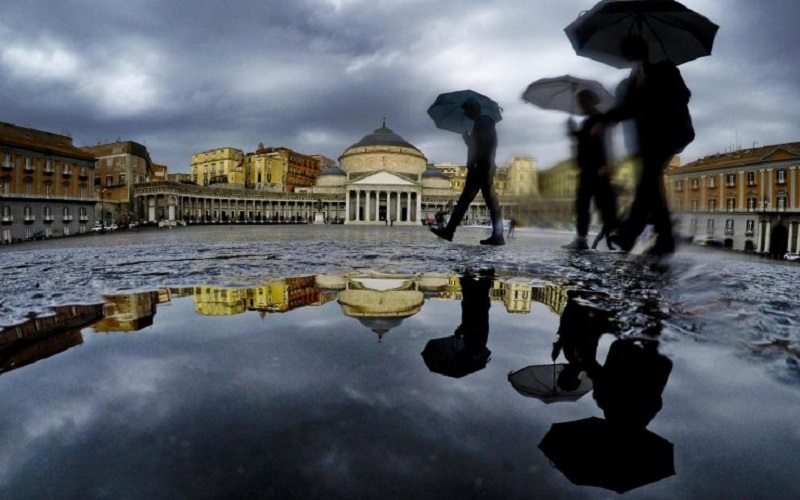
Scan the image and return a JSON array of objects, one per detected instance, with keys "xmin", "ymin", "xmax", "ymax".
[{"xmin": 0, "ymin": 225, "xmax": 799, "ymax": 498}]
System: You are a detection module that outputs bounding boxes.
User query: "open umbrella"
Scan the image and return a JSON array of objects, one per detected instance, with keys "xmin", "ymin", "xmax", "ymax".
[
  {"xmin": 422, "ymin": 335, "xmax": 491, "ymax": 378},
  {"xmin": 427, "ymin": 90, "xmax": 502, "ymax": 134},
  {"xmin": 507, "ymin": 363, "xmax": 593, "ymax": 404},
  {"xmin": 522, "ymin": 75, "xmax": 614, "ymax": 114},
  {"xmin": 564, "ymin": 0, "xmax": 719, "ymax": 68},
  {"xmin": 539, "ymin": 417, "xmax": 675, "ymax": 493}
]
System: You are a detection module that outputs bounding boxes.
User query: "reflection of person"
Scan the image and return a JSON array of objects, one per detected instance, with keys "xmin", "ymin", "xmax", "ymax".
[
  {"xmin": 551, "ymin": 294, "xmax": 613, "ymax": 390},
  {"xmin": 563, "ymin": 90, "xmax": 618, "ymax": 251},
  {"xmin": 455, "ymin": 269, "xmax": 493, "ymax": 357},
  {"xmin": 431, "ymin": 97, "xmax": 505, "ymax": 245},
  {"xmin": 602, "ymin": 34, "xmax": 695, "ymax": 257},
  {"xmin": 593, "ymin": 338, "xmax": 672, "ymax": 429}
]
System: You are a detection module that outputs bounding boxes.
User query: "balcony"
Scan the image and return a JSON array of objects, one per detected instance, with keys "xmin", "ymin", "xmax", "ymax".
[
  {"xmin": 79, "ymin": 169, "xmax": 88, "ymax": 179},
  {"xmin": 62, "ymin": 168, "xmax": 72, "ymax": 177},
  {"xmin": 79, "ymin": 215, "xmax": 89, "ymax": 222},
  {"xmin": 43, "ymin": 215, "xmax": 54, "ymax": 223},
  {"xmin": 1, "ymin": 162, "xmax": 12, "ymax": 170},
  {"xmin": 43, "ymin": 167, "xmax": 54, "ymax": 175},
  {"xmin": 1, "ymin": 215, "xmax": 12, "ymax": 223},
  {"xmin": 24, "ymin": 215, "xmax": 35, "ymax": 223},
  {"xmin": 24, "ymin": 164, "xmax": 35, "ymax": 172},
  {"xmin": 725, "ymin": 228, "xmax": 734, "ymax": 236},
  {"xmin": 63, "ymin": 215, "xmax": 73, "ymax": 222}
]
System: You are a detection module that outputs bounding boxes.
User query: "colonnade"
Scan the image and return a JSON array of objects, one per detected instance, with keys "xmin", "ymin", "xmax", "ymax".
[{"xmin": 344, "ymin": 189, "xmax": 420, "ymax": 224}]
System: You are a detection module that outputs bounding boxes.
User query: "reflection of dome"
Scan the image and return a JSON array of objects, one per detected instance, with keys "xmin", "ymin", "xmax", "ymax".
[
  {"xmin": 339, "ymin": 121, "xmax": 428, "ymax": 178},
  {"xmin": 338, "ymin": 289, "xmax": 425, "ymax": 340}
]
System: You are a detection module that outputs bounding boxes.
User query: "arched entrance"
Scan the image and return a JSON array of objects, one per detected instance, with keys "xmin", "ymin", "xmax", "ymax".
[{"xmin": 769, "ymin": 223, "xmax": 788, "ymax": 258}]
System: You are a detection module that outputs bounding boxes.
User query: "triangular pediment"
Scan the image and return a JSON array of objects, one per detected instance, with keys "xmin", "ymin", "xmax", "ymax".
[
  {"xmin": 350, "ymin": 170, "xmax": 417, "ymax": 186},
  {"xmin": 760, "ymin": 147, "xmax": 800, "ymax": 162}
]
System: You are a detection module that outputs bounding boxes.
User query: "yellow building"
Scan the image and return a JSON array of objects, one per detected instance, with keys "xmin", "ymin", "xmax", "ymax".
[
  {"xmin": 190, "ymin": 147, "xmax": 245, "ymax": 187},
  {"xmin": 243, "ymin": 149, "xmax": 287, "ymax": 192},
  {"xmin": 1, "ymin": 121, "xmax": 97, "ymax": 242},
  {"xmin": 81, "ymin": 141, "xmax": 156, "ymax": 225},
  {"xmin": 666, "ymin": 142, "xmax": 800, "ymax": 254}
]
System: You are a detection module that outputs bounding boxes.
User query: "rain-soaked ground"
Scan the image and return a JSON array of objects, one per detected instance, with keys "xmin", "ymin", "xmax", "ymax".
[{"xmin": 0, "ymin": 225, "xmax": 799, "ymax": 498}]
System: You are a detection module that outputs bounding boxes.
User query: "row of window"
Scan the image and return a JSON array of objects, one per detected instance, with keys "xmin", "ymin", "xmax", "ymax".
[
  {"xmin": 0, "ymin": 178, "xmax": 90, "ymax": 198},
  {"xmin": 677, "ymin": 195, "xmax": 789, "ymax": 211},
  {"xmin": 676, "ymin": 170, "xmax": 790, "ymax": 191},
  {"xmin": 1, "ymin": 205, "xmax": 89, "ymax": 219},
  {"xmin": 1, "ymin": 153, "xmax": 89, "ymax": 176},
  {"xmin": 690, "ymin": 218, "xmax": 756, "ymax": 236}
]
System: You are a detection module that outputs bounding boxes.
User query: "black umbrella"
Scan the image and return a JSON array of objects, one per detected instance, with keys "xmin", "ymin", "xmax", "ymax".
[
  {"xmin": 421, "ymin": 335, "xmax": 491, "ymax": 378},
  {"xmin": 427, "ymin": 90, "xmax": 503, "ymax": 134},
  {"xmin": 539, "ymin": 417, "xmax": 675, "ymax": 493},
  {"xmin": 507, "ymin": 363, "xmax": 593, "ymax": 404},
  {"xmin": 564, "ymin": 0, "xmax": 719, "ymax": 68}
]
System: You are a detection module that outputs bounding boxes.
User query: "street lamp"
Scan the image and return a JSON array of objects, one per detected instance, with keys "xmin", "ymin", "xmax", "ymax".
[{"xmin": 100, "ymin": 187, "xmax": 107, "ymax": 228}]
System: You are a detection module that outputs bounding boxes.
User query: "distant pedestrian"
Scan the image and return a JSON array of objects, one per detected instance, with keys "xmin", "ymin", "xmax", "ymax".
[
  {"xmin": 602, "ymin": 35, "xmax": 695, "ymax": 257},
  {"xmin": 430, "ymin": 97, "xmax": 505, "ymax": 245},
  {"xmin": 563, "ymin": 89, "xmax": 618, "ymax": 251},
  {"xmin": 507, "ymin": 218, "xmax": 516, "ymax": 239}
]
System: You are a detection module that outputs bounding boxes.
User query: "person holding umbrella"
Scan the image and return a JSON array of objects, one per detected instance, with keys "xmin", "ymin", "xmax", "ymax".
[
  {"xmin": 600, "ymin": 35, "xmax": 695, "ymax": 256},
  {"xmin": 563, "ymin": 89, "xmax": 618, "ymax": 250},
  {"xmin": 429, "ymin": 96, "xmax": 505, "ymax": 245}
]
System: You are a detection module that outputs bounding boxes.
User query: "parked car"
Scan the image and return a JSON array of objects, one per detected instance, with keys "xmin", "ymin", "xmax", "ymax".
[
  {"xmin": 784, "ymin": 252, "xmax": 800, "ymax": 261},
  {"xmin": 129, "ymin": 220, "xmax": 141, "ymax": 229},
  {"xmin": 107, "ymin": 223, "xmax": 119, "ymax": 232},
  {"xmin": 692, "ymin": 235, "xmax": 723, "ymax": 248},
  {"xmin": 91, "ymin": 224, "xmax": 105, "ymax": 233}
]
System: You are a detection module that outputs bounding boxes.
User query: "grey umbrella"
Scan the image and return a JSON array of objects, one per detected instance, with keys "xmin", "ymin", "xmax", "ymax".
[
  {"xmin": 522, "ymin": 75, "xmax": 614, "ymax": 114},
  {"xmin": 564, "ymin": 0, "xmax": 719, "ymax": 68},
  {"xmin": 427, "ymin": 89, "xmax": 502, "ymax": 134},
  {"xmin": 507, "ymin": 363, "xmax": 593, "ymax": 404}
]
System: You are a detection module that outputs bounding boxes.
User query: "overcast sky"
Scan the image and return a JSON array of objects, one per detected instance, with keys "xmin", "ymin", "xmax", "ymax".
[{"xmin": 2, "ymin": 1, "xmax": 799, "ymax": 173}]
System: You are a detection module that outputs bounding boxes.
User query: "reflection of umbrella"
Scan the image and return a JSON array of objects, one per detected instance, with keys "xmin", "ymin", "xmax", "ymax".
[
  {"xmin": 421, "ymin": 335, "xmax": 491, "ymax": 378},
  {"xmin": 539, "ymin": 417, "xmax": 675, "ymax": 493},
  {"xmin": 507, "ymin": 364, "xmax": 593, "ymax": 404},
  {"xmin": 427, "ymin": 90, "xmax": 503, "ymax": 134},
  {"xmin": 564, "ymin": 0, "xmax": 719, "ymax": 68},
  {"xmin": 522, "ymin": 75, "xmax": 613, "ymax": 114}
]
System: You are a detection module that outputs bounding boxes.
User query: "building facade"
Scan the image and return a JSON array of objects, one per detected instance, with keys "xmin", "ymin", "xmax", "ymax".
[
  {"xmin": 666, "ymin": 142, "xmax": 800, "ymax": 255},
  {"xmin": 81, "ymin": 141, "xmax": 154, "ymax": 225},
  {"xmin": 190, "ymin": 147, "xmax": 245, "ymax": 187},
  {"xmin": 1, "ymin": 122, "xmax": 97, "ymax": 243}
]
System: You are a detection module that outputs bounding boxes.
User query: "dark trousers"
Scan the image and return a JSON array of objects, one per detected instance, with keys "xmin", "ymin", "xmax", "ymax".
[
  {"xmin": 446, "ymin": 167, "xmax": 503, "ymax": 237},
  {"xmin": 576, "ymin": 170, "xmax": 617, "ymax": 240},
  {"xmin": 618, "ymin": 149, "xmax": 674, "ymax": 247}
]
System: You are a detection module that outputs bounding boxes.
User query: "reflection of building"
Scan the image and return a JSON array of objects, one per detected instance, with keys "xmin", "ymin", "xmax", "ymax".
[
  {"xmin": 337, "ymin": 275, "xmax": 426, "ymax": 341},
  {"xmin": 0, "ymin": 303, "xmax": 103, "ymax": 374},
  {"xmin": 94, "ymin": 289, "xmax": 170, "ymax": 332},
  {"xmin": 1, "ymin": 121, "xmax": 97, "ymax": 243},
  {"xmin": 666, "ymin": 142, "xmax": 800, "ymax": 254},
  {"xmin": 191, "ymin": 276, "xmax": 325, "ymax": 316},
  {"xmin": 531, "ymin": 282, "xmax": 569, "ymax": 315}
]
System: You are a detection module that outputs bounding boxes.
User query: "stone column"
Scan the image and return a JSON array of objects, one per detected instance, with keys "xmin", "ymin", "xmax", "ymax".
[
  {"xmin": 345, "ymin": 190, "xmax": 351, "ymax": 223},
  {"xmin": 375, "ymin": 191, "xmax": 380, "ymax": 221},
  {"xmin": 416, "ymin": 192, "xmax": 422, "ymax": 223},
  {"xmin": 760, "ymin": 169, "xmax": 765, "ymax": 207},
  {"xmin": 396, "ymin": 191, "xmax": 401, "ymax": 222},
  {"xmin": 365, "ymin": 190, "xmax": 371, "ymax": 222},
  {"xmin": 406, "ymin": 192, "xmax": 412, "ymax": 222},
  {"xmin": 356, "ymin": 190, "xmax": 361, "ymax": 222},
  {"xmin": 719, "ymin": 174, "xmax": 723, "ymax": 210},
  {"xmin": 738, "ymin": 171, "xmax": 744, "ymax": 211},
  {"xmin": 791, "ymin": 167, "xmax": 797, "ymax": 209},
  {"xmin": 768, "ymin": 169, "xmax": 774, "ymax": 210}
]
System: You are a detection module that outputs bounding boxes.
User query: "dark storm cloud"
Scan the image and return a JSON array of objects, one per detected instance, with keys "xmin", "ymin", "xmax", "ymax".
[{"xmin": 1, "ymin": 1, "xmax": 800, "ymax": 171}]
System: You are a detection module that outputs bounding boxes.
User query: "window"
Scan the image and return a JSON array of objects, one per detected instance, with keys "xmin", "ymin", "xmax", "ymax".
[
  {"xmin": 1, "ymin": 206, "xmax": 10, "ymax": 217},
  {"xmin": 25, "ymin": 158, "xmax": 33, "ymax": 170},
  {"xmin": 80, "ymin": 186, "xmax": 87, "ymax": 198},
  {"xmin": 747, "ymin": 197, "xmax": 756, "ymax": 211},
  {"xmin": 2, "ymin": 154, "xmax": 11, "ymax": 168},
  {"xmin": 80, "ymin": 207, "xmax": 87, "ymax": 219},
  {"xmin": 777, "ymin": 169, "xmax": 786, "ymax": 184},
  {"xmin": 691, "ymin": 178, "xmax": 699, "ymax": 189},
  {"xmin": 708, "ymin": 199, "xmax": 717, "ymax": 212},
  {"xmin": 63, "ymin": 206, "xmax": 70, "ymax": 217},
  {"xmin": 24, "ymin": 206, "xmax": 32, "ymax": 216},
  {"xmin": 708, "ymin": 177, "xmax": 716, "ymax": 189},
  {"xmin": 675, "ymin": 180, "xmax": 683, "ymax": 191},
  {"xmin": 44, "ymin": 206, "xmax": 52, "ymax": 218},
  {"xmin": 25, "ymin": 181, "xmax": 32, "ymax": 195},
  {"xmin": 747, "ymin": 171, "xmax": 756, "ymax": 186},
  {"xmin": 119, "ymin": 173, "xmax": 126, "ymax": 185},
  {"xmin": 746, "ymin": 220, "xmax": 755, "ymax": 236},
  {"xmin": 726, "ymin": 198, "xmax": 735, "ymax": 211},
  {"xmin": 106, "ymin": 174, "xmax": 113, "ymax": 186},
  {"xmin": 63, "ymin": 184, "xmax": 69, "ymax": 197},
  {"xmin": 691, "ymin": 218, "xmax": 698, "ymax": 234},
  {"xmin": 726, "ymin": 174, "xmax": 736, "ymax": 187},
  {"xmin": 0, "ymin": 178, "xmax": 9, "ymax": 195},
  {"xmin": 45, "ymin": 160, "xmax": 52, "ymax": 172},
  {"xmin": 777, "ymin": 196, "xmax": 787, "ymax": 210},
  {"xmin": 691, "ymin": 199, "xmax": 698, "ymax": 212},
  {"xmin": 44, "ymin": 183, "xmax": 52, "ymax": 196},
  {"xmin": 63, "ymin": 162, "xmax": 71, "ymax": 174},
  {"xmin": 725, "ymin": 219, "xmax": 734, "ymax": 235},
  {"xmin": 706, "ymin": 219, "xmax": 714, "ymax": 234}
]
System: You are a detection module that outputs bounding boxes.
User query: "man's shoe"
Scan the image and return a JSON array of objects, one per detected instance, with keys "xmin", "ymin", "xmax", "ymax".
[
  {"xmin": 480, "ymin": 235, "xmax": 505, "ymax": 246},
  {"xmin": 608, "ymin": 231, "xmax": 633, "ymax": 253},
  {"xmin": 562, "ymin": 238, "xmax": 589, "ymax": 250},
  {"xmin": 430, "ymin": 227, "xmax": 453, "ymax": 242}
]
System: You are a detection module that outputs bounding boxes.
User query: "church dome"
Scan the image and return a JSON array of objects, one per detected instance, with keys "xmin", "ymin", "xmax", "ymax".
[
  {"xmin": 339, "ymin": 120, "xmax": 428, "ymax": 178},
  {"xmin": 319, "ymin": 166, "xmax": 346, "ymax": 177}
]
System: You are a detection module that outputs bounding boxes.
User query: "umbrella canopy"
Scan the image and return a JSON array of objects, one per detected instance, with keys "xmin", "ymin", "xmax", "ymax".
[
  {"xmin": 427, "ymin": 90, "xmax": 503, "ymax": 134},
  {"xmin": 539, "ymin": 417, "xmax": 675, "ymax": 493},
  {"xmin": 522, "ymin": 75, "xmax": 614, "ymax": 114},
  {"xmin": 564, "ymin": 0, "xmax": 719, "ymax": 68},
  {"xmin": 507, "ymin": 363, "xmax": 593, "ymax": 404},
  {"xmin": 421, "ymin": 335, "xmax": 491, "ymax": 378}
]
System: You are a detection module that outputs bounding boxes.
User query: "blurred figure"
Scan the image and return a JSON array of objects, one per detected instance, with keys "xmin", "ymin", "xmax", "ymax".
[
  {"xmin": 430, "ymin": 98, "xmax": 505, "ymax": 245},
  {"xmin": 507, "ymin": 218, "xmax": 516, "ymax": 239},
  {"xmin": 601, "ymin": 35, "xmax": 695, "ymax": 257},
  {"xmin": 563, "ymin": 90, "xmax": 618, "ymax": 251}
]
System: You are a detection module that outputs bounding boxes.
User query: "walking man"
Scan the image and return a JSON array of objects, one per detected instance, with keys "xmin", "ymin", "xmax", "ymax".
[{"xmin": 431, "ymin": 97, "xmax": 505, "ymax": 245}]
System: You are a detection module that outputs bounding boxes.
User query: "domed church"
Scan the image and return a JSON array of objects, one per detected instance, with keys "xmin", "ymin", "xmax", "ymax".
[{"xmin": 312, "ymin": 120, "xmax": 452, "ymax": 225}]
